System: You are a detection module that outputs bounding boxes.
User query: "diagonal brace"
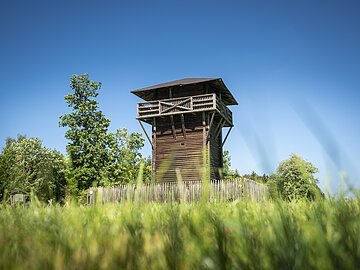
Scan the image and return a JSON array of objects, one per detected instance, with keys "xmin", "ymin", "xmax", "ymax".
[
  {"xmin": 222, "ymin": 126, "xmax": 233, "ymax": 147},
  {"xmin": 160, "ymin": 98, "xmax": 191, "ymax": 114},
  {"xmin": 138, "ymin": 120, "xmax": 153, "ymax": 149}
]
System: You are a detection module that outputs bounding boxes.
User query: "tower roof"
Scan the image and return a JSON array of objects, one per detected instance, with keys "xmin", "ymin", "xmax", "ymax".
[{"xmin": 131, "ymin": 78, "xmax": 238, "ymax": 105}]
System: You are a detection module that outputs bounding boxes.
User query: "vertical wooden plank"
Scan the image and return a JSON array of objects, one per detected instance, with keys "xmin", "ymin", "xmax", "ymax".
[
  {"xmin": 181, "ymin": 114, "xmax": 186, "ymax": 139},
  {"xmin": 170, "ymin": 115, "xmax": 177, "ymax": 140},
  {"xmin": 152, "ymin": 117, "xmax": 156, "ymax": 182}
]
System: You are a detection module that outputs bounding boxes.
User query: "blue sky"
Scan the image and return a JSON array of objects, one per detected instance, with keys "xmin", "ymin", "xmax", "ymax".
[{"xmin": 1, "ymin": 0, "xmax": 359, "ymax": 192}]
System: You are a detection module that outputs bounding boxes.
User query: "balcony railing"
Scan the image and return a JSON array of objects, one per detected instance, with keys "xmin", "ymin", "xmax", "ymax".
[{"xmin": 137, "ymin": 93, "xmax": 233, "ymax": 126}]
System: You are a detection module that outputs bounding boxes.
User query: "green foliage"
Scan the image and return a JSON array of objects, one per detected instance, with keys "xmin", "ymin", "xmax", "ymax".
[
  {"xmin": 0, "ymin": 135, "xmax": 66, "ymax": 202},
  {"xmin": 104, "ymin": 128, "xmax": 147, "ymax": 185},
  {"xmin": 59, "ymin": 73, "xmax": 112, "ymax": 191},
  {"xmin": 0, "ymin": 198, "xmax": 359, "ymax": 269},
  {"xmin": 142, "ymin": 156, "xmax": 152, "ymax": 183},
  {"xmin": 270, "ymin": 154, "xmax": 322, "ymax": 201},
  {"xmin": 243, "ymin": 171, "xmax": 269, "ymax": 184},
  {"xmin": 222, "ymin": 150, "xmax": 240, "ymax": 179},
  {"xmin": 59, "ymin": 73, "xmax": 150, "ymax": 192}
]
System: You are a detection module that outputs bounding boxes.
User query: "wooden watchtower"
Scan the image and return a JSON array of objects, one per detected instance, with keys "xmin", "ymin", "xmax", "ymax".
[{"xmin": 132, "ymin": 78, "xmax": 237, "ymax": 182}]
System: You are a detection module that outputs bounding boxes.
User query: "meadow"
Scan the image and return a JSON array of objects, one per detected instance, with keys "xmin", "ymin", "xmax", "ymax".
[{"xmin": 1, "ymin": 196, "xmax": 359, "ymax": 270}]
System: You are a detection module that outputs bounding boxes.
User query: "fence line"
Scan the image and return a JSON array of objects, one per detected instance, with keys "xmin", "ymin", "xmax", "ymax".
[{"xmin": 87, "ymin": 178, "xmax": 268, "ymax": 204}]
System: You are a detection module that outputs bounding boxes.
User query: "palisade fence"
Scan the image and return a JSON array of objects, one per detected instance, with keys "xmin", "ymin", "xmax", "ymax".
[{"xmin": 87, "ymin": 178, "xmax": 268, "ymax": 204}]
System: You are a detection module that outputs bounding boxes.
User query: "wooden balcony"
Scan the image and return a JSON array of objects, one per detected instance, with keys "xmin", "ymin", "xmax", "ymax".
[{"xmin": 137, "ymin": 93, "xmax": 233, "ymax": 126}]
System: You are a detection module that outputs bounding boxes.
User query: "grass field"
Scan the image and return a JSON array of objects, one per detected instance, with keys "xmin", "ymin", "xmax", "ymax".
[{"xmin": 0, "ymin": 197, "xmax": 359, "ymax": 270}]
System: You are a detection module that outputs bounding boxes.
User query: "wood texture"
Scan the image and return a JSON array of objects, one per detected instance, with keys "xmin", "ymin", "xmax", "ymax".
[
  {"xmin": 135, "ymin": 82, "xmax": 236, "ymax": 183},
  {"xmin": 87, "ymin": 178, "xmax": 269, "ymax": 204}
]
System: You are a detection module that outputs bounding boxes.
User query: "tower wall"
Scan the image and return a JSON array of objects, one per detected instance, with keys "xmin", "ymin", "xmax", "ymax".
[
  {"xmin": 154, "ymin": 114, "xmax": 204, "ymax": 182},
  {"xmin": 133, "ymin": 78, "xmax": 236, "ymax": 183},
  {"xmin": 153, "ymin": 113, "xmax": 223, "ymax": 182}
]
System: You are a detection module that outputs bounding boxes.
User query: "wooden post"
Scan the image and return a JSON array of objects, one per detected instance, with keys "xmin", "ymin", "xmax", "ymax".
[
  {"xmin": 170, "ymin": 115, "xmax": 177, "ymax": 140},
  {"xmin": 202, "ymin": 111, "xmax": 210, "ymax": 180},
  {"xmin": 181, "ymin": 114, "xmax": 186, "ymax": 139},
  {"xmin": 215, "ymin": 121, "xmax": 224, "ymax": 139},
  {"xmin": 202, "ymin": 112, "xmax": 206, "ymax": 148},
  {"xmin": 206, "ymin": 112, "xmax": 215, "ymax": 144},
  {"xmin": 152, "ymin": 117, "xmax": 157, "ymax": 182}
]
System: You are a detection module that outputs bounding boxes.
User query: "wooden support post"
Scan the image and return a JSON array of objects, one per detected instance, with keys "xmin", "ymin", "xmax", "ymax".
[
  {"xmin": 206, "ymin": 112, "xmax": 215, "ymax": 144},
  {"xmin": 202, "ymin": 111, "xmax": 210, "ymax": 180},
  {"xmin": 202, "ymin": 112, "xmax": 206, "ymax": 147},
  {"xmin": 170, "ymin": 115, "xmax": 177, "ymax": 140},
  {"xmin": 181, "ymin": 114, "xmax": 186, "ymax": 139},
  {"xmin": 222, "ymin": 126, "xmax": 233, "ymax": 147},
  {"xmin": 213, "ymin": 118, "xmax": 223, "ymax": 139},
  {"xmin": 152, "ymin": 118, "xmax": 157, "ymax": 182},
  {"xmin": 215, "ymin": 119, "xmax": 225, "ymax": 139},
  {"xmin": 138, "ymin": 120, "xmax": 153, "ymax": 149}
]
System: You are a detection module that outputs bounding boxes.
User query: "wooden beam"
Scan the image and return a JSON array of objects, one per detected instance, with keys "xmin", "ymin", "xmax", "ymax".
[
  {"xmin": 215, "ymin": 118, "xmax": 225, "ymax": 139},
  {"xmin": 213, "ymin": 118, "xmax": 223, "ymax": 138},
  {"xmin": 138, "ymin": 120, "xmax": 153, "ymax": 149},
  {"xmin": 222, "ymin": 126, "xmax": 233, "ymax": 147},
  {"xmin": 160, "ymin": 98, "xmax": 191, "ymax": 114},
  {"xmin": 206, "ymin": 112, "xmax": 215, "ymax": 144},
  {"xmin": 170, "ymin": 115, "xmax": 177, "ymax": 140},
  {"xmin": 181, "ymin": 114, "xmax": 186, "ymax": 139},
  {"xmin": 152, "ymin": 117, "xmax": 156, "ymax": 182},
  {"xmin": 202, "ymin": 112, "xmax": 206, "ymax": 148}
]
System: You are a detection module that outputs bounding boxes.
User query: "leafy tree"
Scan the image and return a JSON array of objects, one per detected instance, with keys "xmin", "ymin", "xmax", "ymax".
[
  {"xmin": 60, "ymin": 74, "xmax": 150, "ymax": 192},
  {"xmin": 222, "ymin": 150, "xmax": 240, "ymax": 179},
  {"xmin": 243, "ymin": 171, "xmax": 269, "ymax": 184},
  {"xmin": 142, "ymin": 155, "xmax": 152, "ymax": 183},
  {"xmin": 104, "ymin": 128, "xmax": 147, "ymax": 185},
  {"xmin": 59, "ymin": 74, "xmax": 112, "ymax": 191},
  {"xmin": 270, "ymin": 154, "xmax": 322, "ymax": 201},
  {"xmin": 0, "ymin": 135, "xmax": 66, "ymax": 202}
]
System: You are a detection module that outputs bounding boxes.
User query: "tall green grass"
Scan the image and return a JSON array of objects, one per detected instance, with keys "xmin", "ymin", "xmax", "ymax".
[{"xmin": 0, "ymin": 197, "xmax": 359, "ymax": 269}]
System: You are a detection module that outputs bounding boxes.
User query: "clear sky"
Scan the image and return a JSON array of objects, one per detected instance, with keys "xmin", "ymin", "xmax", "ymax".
[{"xmin": 1, "ymin": 0, "xmax": 359, "ymax": 192}]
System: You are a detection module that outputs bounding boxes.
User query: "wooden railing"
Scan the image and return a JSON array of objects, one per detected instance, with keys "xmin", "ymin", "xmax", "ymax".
[
  {"xmin": 87, "ymin": 178, "xmax": 268, "ymax": 204},
  {"xmin": 137, "ymin": 93, "xmax": 233, "ymax": 125},
  {"xmin": 216, "ymin": 99, "xmax": 233, "ymax": 126}
]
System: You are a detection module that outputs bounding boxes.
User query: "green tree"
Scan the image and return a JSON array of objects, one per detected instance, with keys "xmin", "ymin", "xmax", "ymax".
[
  {"xmin": 222, "ymin": 150, "xmax": 239, "ymax": 179},
  {"xmin": 243, "ymin": 171, "xmax": 269, "ymax": 184},
  {"xmin": 142, "ymin": 155, "xmax": 152, "ymax": 183},
  {"xmin": 104, "ymin": 128, "xmax": 147, "ymax": 185},
  {"xmin": 0, "ymin": 135, "xmax": 66, "ymax": 202},
  {"xmin": 59, "ymin": 74, "xmax": 112, "ymax": 191},
  {"xmin": 60, "ymin": 74, "xmax": 150, "ymax": 191},
  {"xmin": 270, "ymin": 154, "xmax": 322, "ymax": 201}
]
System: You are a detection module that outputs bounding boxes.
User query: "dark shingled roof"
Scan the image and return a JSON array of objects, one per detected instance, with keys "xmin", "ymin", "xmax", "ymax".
[{"xmin": 131, "ymin": 78, "xmax": 238, "ymax": 105}]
